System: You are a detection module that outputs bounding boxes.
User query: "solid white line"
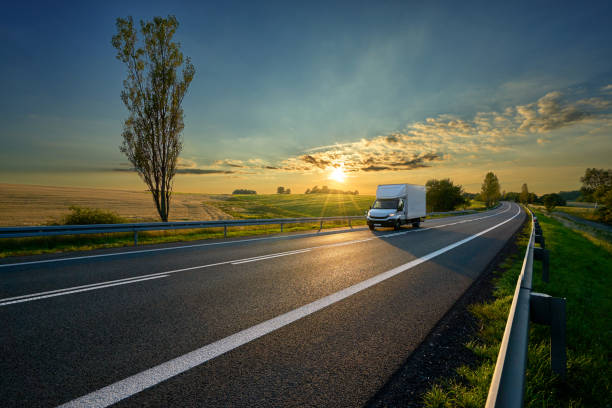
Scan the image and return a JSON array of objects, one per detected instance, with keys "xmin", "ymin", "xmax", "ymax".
[
  {"xmin": 0, "ymin": 204, "xmax": 510, "ymax": 269},
  {"xmin": 57, "ymin": 204, "xmax": 521, "ymax": 408},
  {"xmin": 0, "ymin": 275, "xmax": 169, "ymax": 307},
  {"xmin": 0, "ymin": 273, "xmax": 172, "ymax": 302},
  {"xmin": 2, "ymin": 203, "xmax": 512, "ymax": 306}
]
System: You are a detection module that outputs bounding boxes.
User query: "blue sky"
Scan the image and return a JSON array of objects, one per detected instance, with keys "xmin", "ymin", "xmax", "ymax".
[{"xmin": 1, "ymin": 1, "xmax": 611, "ymax": 194}]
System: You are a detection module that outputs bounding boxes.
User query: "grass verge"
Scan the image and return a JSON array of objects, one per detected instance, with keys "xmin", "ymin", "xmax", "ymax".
[
  {"xmin": 0, "ymin": 220, "xmax": 367, "ymax": 258},
  {"xmin": 422, "ymin": 210, "xmax": 611, "ymax": 407}
]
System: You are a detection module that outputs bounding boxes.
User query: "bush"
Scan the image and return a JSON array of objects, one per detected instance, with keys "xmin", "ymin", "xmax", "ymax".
[
  {"xmin": 232, "ymin": 189, "xmax": 257, "ymax": 195},
  {"xmin": 62, "ymin": 206, "xmax": 127, "ymax": 225},
  {"xmin": 426, "ymin": 178, "xmax": 466, "ymax": 212}
]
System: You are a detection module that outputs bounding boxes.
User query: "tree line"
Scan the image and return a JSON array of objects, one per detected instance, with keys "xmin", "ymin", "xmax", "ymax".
[
  {"xmin": 305, "ymin": 186, "xmax": 359, "ymax": 195},
  {"xmin": 426, "ymin": 171, "xmax": 501, "ymax": 212}
]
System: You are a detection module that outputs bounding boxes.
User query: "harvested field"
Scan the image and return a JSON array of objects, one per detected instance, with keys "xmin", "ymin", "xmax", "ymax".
[{"xmin": 0, "ymin": 184, "xmax": 232, "ymax": 226}]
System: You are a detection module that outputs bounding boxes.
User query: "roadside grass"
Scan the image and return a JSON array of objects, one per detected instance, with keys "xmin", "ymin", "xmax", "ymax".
[
  {"xmin": 532, "ymin": 204, "xmax": 600, "ymax": 223},
  {"xmin": 0, "ymin": 219, "xmax": 367, "ymax": 258},
  {"xmin": 422, "ymin": 210, "xmax": 611, "ymax": 407}
]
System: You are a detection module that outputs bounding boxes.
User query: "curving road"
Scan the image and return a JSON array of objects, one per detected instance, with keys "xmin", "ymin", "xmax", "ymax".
[{"xmin": 0, "ymin": 202, "xmax": 525, "ymax": 407}]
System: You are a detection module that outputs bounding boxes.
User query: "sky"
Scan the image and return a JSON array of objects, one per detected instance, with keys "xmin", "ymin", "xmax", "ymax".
[{"xmin": 1, "ymin": 0, "xmax": 611, "ymax": 195}]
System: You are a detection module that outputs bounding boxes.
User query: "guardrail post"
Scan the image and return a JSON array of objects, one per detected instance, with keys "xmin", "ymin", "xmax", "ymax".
[
  {"xmin": 319, "ymin": 220, "xmax": 323, "ymax": 231},
  {"xmin": 280, "ymin": 222, "xmax": 283, "ymax": 232},
  {"xmin": 535, "ymin": 234, "xmax": 546, "ymax": 248},
  {"xmin": 224, "ymin": 225, "xmax": 227, "ymax": 238},
  {"xmin": 550, "ymin": 297, "xmax": 567, "ymax": 378},
  {"xmin": 533, "ymin": 247, "xmax": 550, "ymax": 282},
  {"xmin": 530, "ymin": 293, "xmax": 567, "ymax": 379},
  {"xmin": 348, "ymin": 218, "xmax": 352, "ymax": 229},
  {"xmin": 133, "ymin": 230, "xmax": 138, "ymax": 246}
]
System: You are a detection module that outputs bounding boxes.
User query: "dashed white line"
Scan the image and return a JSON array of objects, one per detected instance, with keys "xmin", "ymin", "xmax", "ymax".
[{"xmin": 57, "ymin": 204, "xmax": 521, "ymax": 408}]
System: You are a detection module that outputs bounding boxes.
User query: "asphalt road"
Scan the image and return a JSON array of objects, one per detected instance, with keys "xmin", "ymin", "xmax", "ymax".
[{"xmin": 0, "ymin": 202, "xmax": 525, "ymax": 407}]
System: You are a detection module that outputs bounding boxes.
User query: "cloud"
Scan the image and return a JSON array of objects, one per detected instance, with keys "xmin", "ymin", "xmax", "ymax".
[
  {"xmin": 213, "ymin": 86, "xmax": 612, "ymax": 175},
  {"xmin": 601, "ymin": 84, "xmax": 612, "ymax": 92},
  {"xmin": 176, "ymin": 168, "xmax": 234, "ymax": 174},
  {"xmin": 516, "ymin": 91, "xmax": 592, "ymax": 133},
  {"xmin": 213, "ymin": 159, "xmax": 245, "ymax": 168},
  {"xmin": 113, "ymin": 167, "xmax": 234, "ymax": 175}
]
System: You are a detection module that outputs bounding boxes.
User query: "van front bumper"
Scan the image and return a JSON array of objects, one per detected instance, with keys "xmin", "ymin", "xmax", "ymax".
[{"xmin": 366, "ymin": 217, "xmax": 398, "ymax": 227}]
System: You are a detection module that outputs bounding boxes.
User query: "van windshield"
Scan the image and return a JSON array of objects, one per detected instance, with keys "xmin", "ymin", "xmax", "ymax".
[{"xmin": 372, "ymin": 199, "xmax": 398, "ymax": 209}]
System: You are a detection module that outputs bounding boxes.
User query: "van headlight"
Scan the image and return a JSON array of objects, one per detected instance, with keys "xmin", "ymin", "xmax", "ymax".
[{"xmin": 388, "ymin": 213, "xmax": 395, "ymax": 217}]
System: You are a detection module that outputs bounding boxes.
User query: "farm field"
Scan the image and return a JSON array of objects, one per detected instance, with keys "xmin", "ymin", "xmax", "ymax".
[
  {"xmin": 208, "ymin": 193, "xmax": 375, "ymax": 219},
  {"xmin": 0, "ymin": 184, "xmax": 231, "ymax": 226},
  {"xmin": 0, "ymin": 184, "xmax": 375, "ymax": 227}
]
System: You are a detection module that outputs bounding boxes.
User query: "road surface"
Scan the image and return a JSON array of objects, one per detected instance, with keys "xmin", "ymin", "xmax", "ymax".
[{"xmin": 0, "ymin": 202, "xmax": 524, "ymax": 407}]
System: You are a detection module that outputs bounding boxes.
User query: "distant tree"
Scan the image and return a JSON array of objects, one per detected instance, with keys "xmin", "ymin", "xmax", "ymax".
[
  {"xmin": 597, "ymin": 190, "xmax": 612, "ymax": 224},
  {"xmin": 558, "ymin": 190, "xmax": 582, "ymax": 202},
  {"xmin": 520, "ymin": 183, "xmax": 530, "ymax": 204},
  {"xmin": 232, "ymin": 189, "xmax": 256, "ymax": 194},
  {"xmin": 321, "ymin": 185, "xmax": 330, "ymax": 194},
  {"xmin": 481, "ymin": 172, "xmax": 501, "ymax": 207},
  {"xmin": 354, "ymin": 190, "xmax": 359, "ymax": 195},
  {"xmin": 112, "ymin": 15, "xmax": 195, "ymax": 221},
  {"xmin": 503, "ymin": 192, "xmax": 520, "ymax": 202},
  {"xmin": 540, "ymin": 193, "xmax": 566, "ymax": 210},
  {"xmin": 580, "ymin": 168, "xmax": 612, "ymax": 203},
  {"xmin": 285, "ymin": 188, "xmax": 291, "ymax": 194},
  {"xmin": 305, "ymin": 188, "xmax": 311, "ymax": 194},
  {"xmin": 311, "ymin": 185, "xmax": 320, "ymax": 194},
  {"xmin": 581, "ymin": 168, "xmax": 612, "ymax": 224},
  {"xmin": 276, "ymin": 186, "xmax": 285, "ymax": 194},
  {"xmin": 542, "ymin": 194, "xmax": 562, "ymax": 212},
  {"xmin": 425, "ymin": 179, "xmax": 466, "ymax": 212}
]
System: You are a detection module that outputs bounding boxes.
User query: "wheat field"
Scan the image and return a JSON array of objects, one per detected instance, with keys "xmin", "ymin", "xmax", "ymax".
[{"xmin": 0, "ymin": 184, "xmax": 232, "ymax": 226}]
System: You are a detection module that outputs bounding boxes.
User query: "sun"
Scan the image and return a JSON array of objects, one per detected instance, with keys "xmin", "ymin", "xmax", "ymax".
[{"xmin": 329, "ymin": 166, "xmax": 346, "ymax": 183}]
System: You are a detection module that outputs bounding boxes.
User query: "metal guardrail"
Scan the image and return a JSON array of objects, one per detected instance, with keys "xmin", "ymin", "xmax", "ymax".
[
  {"xmin": 0, "ymin": 207, "xmax": 487, "ymax": 245},
  {"xmin": 0, "ymin": 216, "xmax": 366, "ymax": 245},
  {"xmin": 485, "ymin": 207, "xmax": 566, "ymax": 407}
]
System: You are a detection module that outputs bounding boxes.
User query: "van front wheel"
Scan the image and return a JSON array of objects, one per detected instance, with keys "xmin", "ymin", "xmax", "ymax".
[
  {"xmin": 369, "ymin": 224, "xmax": 375, "ymax": 231},
  {"xmin": 412, "ymin": 221, "xmax": 420, "ymax": 228},
  {"xmin": 394, "ymin": 220, "xmax": 401, "ymax": 230}
]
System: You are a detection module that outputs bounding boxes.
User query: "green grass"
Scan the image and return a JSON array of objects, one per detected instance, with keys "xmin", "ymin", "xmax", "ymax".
[
  {"xmin": 206, "ymin": 193, "xmax": 375, "ymax": 218},
  {"xmin": 533, "ymin": 204, "xmax": 601, "ymax": 223},
  {"xmin": 422, "ymin": 210, "xmax": 612, "ymax": 407},
  {"xmin": 0, "ymin": 219, "xmax": 367, "ymax": 258}
]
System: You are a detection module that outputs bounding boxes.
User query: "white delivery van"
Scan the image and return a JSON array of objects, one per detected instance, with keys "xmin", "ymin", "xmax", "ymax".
[{"xmin": 366, "ymin": 184, "xmax": 426, "ymax": 230}]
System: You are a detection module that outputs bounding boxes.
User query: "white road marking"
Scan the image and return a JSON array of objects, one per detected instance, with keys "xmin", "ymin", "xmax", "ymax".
[
  {"xmin": 230, "ymin": 248, "xmax": 312, "ymax": 264},
  {"xmin": 0, "ymin": 204, "xmax": 510, "ymax": 269},
  {"xmin": 57, "ymin": 204, "xmax": 521, "ymax": 408},
  {"xmin": 0, "ymin": 275, "xmax": 169, "ymax": 307},
  {"xmin": 1, "ymin": 203, "xmax": 512, "ymax": 306},
  {"xmin": 0, "ymin": 228, "xmax": 367, "ymax": 269}
]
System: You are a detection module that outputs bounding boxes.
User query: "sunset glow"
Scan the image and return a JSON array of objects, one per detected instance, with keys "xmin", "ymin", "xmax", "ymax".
[
  {"xmin": 329, "ymin": 167, "xmax": 346, "ymax": 183},
  {"xmin": 0, "ymin": 3, "xmax": 610, "ymax": 195}
]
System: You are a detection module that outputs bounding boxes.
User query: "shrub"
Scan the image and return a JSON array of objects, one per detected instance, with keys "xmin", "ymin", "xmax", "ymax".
[{"xmin": 62, "ymin": 206, "xmax": 127, "ymax": 225}]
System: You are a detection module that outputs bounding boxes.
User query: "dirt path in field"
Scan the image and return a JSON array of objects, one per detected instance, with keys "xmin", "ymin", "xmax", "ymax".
[{"xmin": 0, "ymin": 184, "xmax": 232, "ymax": 226}]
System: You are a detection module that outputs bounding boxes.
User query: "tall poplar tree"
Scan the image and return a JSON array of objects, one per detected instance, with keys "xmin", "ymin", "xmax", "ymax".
[
  {"xmin": 112, "ymin": 15, "xmax": 195, "ymax": 221},
  {"xmin": 519, "ymin": 183, "xmax": 530, "ymax": 204},
  {"xmin": 481, "ymin": 172, "xmax": 501, "ymax": 207}
]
